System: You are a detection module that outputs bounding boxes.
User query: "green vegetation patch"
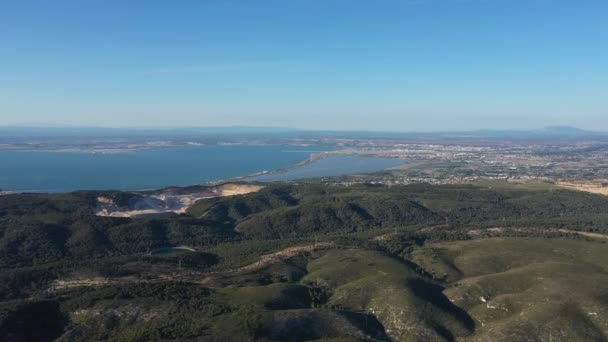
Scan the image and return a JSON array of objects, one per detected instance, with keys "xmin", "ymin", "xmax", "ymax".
[
  {"xmin": 303, "ymin": 249, "xmax": 474, "ymax": 341},
  {"xmin": 418, "ymin": 238, "xmax": 608, "ymax": 341}
]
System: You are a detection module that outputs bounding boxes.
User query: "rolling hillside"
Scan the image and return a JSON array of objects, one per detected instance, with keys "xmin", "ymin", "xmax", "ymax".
[{"xmin": 1, "ymin": 182, "xmax": 608, "ymax": 341}]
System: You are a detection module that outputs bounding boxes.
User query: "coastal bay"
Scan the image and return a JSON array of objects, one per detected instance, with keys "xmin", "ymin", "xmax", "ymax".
[
  {"xmin": 0, "ymin": 145, "xmax": 322, "ymax": 192},
  {"xmin": 0, "ymin": 146, "xmax": 403, "ymax": 193}
]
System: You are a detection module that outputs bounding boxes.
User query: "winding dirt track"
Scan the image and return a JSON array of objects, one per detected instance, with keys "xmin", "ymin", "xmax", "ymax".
[
  {"xmin": 230, "ymin": 242, "xmax": 336, "ymax": 274},
  {"xmin": 50, "ymin": 228, "xmax": 608, "ymax": 291},
  {"xmin": 557, "ymin": 181, "xmax": 608, "ymax": 196},
  {"xmin": 466, "ymin": 227, "xmax": 608, "ymax": 240},
  {"xmin": 50, "ymin": 242, "xmax": 337, "ymax": 290}
]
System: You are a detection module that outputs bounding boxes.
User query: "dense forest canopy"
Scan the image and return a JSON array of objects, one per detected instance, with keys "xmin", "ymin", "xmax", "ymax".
[{"xmin": 1, "ymin": 182, "xmax": 607, "ymax": 341}]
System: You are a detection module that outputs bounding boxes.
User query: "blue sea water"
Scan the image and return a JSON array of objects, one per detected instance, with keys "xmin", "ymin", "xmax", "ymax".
[
  {"xmin": 0, "ymin": 146, "xmax": 403, "ymax": 193},
  {"xmin": 0, "ymin": 146, "xmax": 322, "ymax": 192},
  {"xmin": 248, "ymin": 155, "xmax": 403, "ymax": 182}
]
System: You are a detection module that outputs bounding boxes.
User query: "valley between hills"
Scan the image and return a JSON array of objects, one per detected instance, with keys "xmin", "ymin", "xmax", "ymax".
[{"xmin": 1, "ymin": 181, "xmax": 608, "ymax": 341}]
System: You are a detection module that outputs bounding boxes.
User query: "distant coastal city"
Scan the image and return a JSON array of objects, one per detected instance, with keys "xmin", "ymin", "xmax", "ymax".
[{"xmin": 1, "ymin": 126, "xmax": 607, "ymax": 194}]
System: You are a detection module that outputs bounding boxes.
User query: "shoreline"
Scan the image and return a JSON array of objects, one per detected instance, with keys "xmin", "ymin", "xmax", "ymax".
[
  {"xmin": 0, "ymin": 149, "xmax": 405, "ymax": 195},
  {"xmin": 0, "ymin": 150, "xmax": 333, "ymax": 194},
  {"xmin": 211, "ymin": 151, "xmax": 328, "ymax": 185},
  {"xmin": 0, "ymin": 143, "xmax": 331, "ymax": 155}
]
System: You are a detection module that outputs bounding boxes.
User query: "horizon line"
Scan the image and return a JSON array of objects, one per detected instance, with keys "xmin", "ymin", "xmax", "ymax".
[{"xmin": 0, "ymin": 124, "xmax": 605, "ymax": 135}]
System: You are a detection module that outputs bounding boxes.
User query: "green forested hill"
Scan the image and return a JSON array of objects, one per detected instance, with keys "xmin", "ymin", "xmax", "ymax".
[
  {"xmin": 1, "ymin": 183, "xmax": 608, "ymax": 341},
  {"xmin": 2, "ymin": 183, "xmax": 608, "ymax": 269}
]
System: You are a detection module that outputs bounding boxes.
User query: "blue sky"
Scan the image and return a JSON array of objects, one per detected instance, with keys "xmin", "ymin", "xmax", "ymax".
[{"xmin": 1, "ymin": 0, "xmax": 607, "ymax": 131}]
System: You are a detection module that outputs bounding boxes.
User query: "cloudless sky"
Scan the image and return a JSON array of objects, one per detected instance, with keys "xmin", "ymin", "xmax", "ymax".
[{"xmin": 1, "ymin": 0, "xmax": 607, "ymax": 131}]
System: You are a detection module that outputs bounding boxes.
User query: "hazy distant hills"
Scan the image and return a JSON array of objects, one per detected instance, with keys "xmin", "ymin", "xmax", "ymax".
[
  {"xmin": 0, "ymin": 125, "xmax": 606, "ymax": 140},
  {"xmin": 427, "ymin": 126, "xmax": 605, "ymax": 139}
]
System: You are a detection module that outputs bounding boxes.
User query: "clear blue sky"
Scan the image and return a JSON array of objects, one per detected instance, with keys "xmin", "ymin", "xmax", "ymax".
[{"xmin": 1, "ymin": 0, "xmax": 607, "ymax": 131}]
